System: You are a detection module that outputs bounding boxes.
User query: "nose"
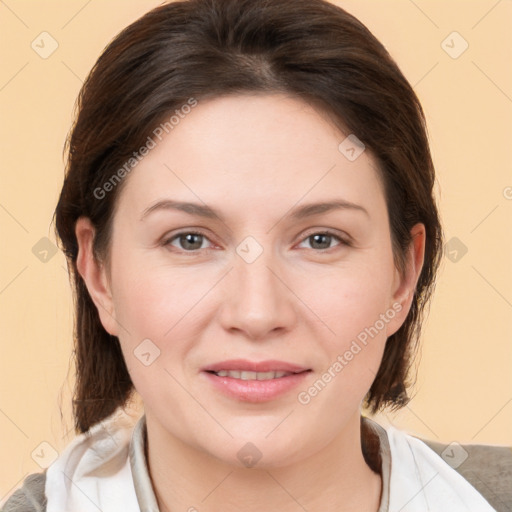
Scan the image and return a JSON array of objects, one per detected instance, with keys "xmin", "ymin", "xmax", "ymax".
[{"xmin": 217, "ymin": 245, "xmax": 297, "ymax": 341}]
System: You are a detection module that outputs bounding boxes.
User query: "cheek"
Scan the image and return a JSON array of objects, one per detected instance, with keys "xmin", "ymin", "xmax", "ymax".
[
  {"xmin": 304, "ymin": 256, "xmax": 396, "ymax": 339},
  {"xmin": 295, "ymin": 273, "xmax": 392, "ymax": 416},
  {"xmin": 110, "ymin": 255, "xmax": 211, "ymax": 341},
  {"xmin": 296, "ymin": 252, "xmax": 396, "ymax": 396},
  {"xmin": 108, "ymin": 261, "xmax": 203, "ymax": 403}
]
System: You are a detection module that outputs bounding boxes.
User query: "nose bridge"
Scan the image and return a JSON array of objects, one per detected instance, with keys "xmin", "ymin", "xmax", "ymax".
[
  {"xmin": 235, "ymin": 236, "xmax": 283, "ymax": 311},
  {"xmin": 218, "ymin": 234, "xmax": 296, "ymax": 338},
  {"xmin": 237, "ymin": 244, "xmax": 278, "ymax": 299}
]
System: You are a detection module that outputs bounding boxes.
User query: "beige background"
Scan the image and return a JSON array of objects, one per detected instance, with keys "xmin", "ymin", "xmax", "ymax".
[{"xmin": 1, "ymin": 0, "xmax": 511, "ymax": 503}]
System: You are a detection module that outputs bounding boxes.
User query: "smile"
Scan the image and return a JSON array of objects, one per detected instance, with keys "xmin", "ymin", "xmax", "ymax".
[
  {"xmin": 210, "ymin": 370, "xmax": 293, "ymax": 380},
  {"xmin": 201, "ymin": 360, "xmax": 311, "ymax": 402}
]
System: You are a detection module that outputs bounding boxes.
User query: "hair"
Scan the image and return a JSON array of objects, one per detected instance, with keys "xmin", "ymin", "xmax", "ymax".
[{"xmin": 53, "ymin": 0, "xmax": 443, "ymax": 434}]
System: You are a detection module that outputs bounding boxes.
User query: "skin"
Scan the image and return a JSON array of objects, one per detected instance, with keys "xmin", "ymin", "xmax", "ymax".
[{"xmin": 75, "ymin": 93, "xmax": 425, "ymax": 512}]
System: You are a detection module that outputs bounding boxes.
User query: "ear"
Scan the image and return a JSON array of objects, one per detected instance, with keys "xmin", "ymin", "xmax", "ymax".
[
  {"xmin": 386, "ymin": 223, "xmax": 426, "ymax": 336},
  {"xmin": 75, "ymin": 216, "xmax": 119, "ymax": 337}
]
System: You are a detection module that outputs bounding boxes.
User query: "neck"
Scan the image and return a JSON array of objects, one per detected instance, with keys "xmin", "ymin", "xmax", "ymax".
[{"xmin": 145, "ymin": 411, "xmax": 382, "ymax": 512}]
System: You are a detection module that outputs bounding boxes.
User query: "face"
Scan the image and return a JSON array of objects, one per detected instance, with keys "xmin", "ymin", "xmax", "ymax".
[{"xmin": 77, "ymin": 93, "xmax": 423, "ymax": 468}]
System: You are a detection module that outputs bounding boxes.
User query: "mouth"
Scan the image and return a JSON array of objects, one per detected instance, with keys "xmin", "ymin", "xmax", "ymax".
[
  {"xmin": 201, "ymin": 359, "xmax": 311, "ymax": 402},
  {"xmin": 207, "ymin": 370, "xmax": 297, "ymax": 380}
]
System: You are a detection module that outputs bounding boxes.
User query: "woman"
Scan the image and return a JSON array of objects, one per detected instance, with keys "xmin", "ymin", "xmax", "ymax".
[{"xmin": 3, "ymin": 0, "xmax": 511, "ymax": 510}]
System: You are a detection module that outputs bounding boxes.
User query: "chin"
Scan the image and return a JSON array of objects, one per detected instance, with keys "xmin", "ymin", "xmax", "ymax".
[{"xmin": 200, "ymin": 428, "xmax": 311, "ymax": 470}]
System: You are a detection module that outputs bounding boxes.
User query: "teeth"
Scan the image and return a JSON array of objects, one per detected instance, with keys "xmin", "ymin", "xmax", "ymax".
[{"xmin": 214, "ymin": 370, "xmax": 291, "ymax": 380}]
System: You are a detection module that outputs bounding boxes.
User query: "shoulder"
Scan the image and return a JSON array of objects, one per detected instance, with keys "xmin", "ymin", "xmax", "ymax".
[
  {"xmin": 419, "ymin": 437, "xmax": 512, "ymax": 512},
  {"xmin": 1, "ymin": 471, "xmax": 47, "ymax": 512},
  {"xmin": 1, "ymin": 409, "xmax": 141, "ymax": 512},
  {"xmin": 362, "ymin": 416, "xmax": 512, "ymax": 511}
]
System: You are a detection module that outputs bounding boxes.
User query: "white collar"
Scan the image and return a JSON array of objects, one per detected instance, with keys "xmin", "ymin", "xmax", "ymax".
[{"xmin": 385, "ymin": 424, "xmax": 495, "ymax": 511}]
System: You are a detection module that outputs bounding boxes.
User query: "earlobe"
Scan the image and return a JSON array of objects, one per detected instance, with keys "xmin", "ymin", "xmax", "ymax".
[{"xmin": 75, "ymin": 216, "xmax": 119, "ymax": 336}]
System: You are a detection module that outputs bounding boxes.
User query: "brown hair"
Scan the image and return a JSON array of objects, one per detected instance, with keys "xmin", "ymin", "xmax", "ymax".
[{"xmin": 54, "ymin": 0, "xmax": 443, "ymax": 434}]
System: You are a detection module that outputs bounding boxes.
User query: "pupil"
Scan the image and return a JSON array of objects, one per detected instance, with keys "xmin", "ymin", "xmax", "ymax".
[
  {"xmin": 182, "ymin": 233, "xmax": 201, "ymax": 250},
  {"xmin": 312, "ymin": 234, "xmax": 330, "ymax": 249}
]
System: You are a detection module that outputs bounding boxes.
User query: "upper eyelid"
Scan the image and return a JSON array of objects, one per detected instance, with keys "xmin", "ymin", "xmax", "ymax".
[{"xmin": 298, "ymin": 228, "xmax": 352, "ymax": 244}]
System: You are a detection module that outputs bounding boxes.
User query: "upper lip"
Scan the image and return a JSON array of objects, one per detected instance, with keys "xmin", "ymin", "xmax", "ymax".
[{"xmin": 202, "ymin": 359, "xmax": 310, "ymax": 373}]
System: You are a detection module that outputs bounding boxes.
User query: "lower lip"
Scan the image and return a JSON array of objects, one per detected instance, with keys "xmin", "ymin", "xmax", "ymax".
[{"xmin": 202, "ymin": 371, "xmax": 310, "ymax": 402}]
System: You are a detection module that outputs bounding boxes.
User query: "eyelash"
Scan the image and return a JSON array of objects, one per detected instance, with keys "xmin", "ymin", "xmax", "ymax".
[{"xmin": 162, "ymin": 229, "xmax": 351, "ymax": 254}]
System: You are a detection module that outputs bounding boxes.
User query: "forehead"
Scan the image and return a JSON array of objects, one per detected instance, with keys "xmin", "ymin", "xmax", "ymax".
[{"xmin": 115, "ymin": 93, "xmax": 385, "ymax": 221}]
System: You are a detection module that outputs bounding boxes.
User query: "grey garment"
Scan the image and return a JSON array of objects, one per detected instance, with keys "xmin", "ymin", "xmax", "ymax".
[
  {"xmin": 1, "ymin": 472, "xmax": 47, "ymax": 512},
  {"xmin": 418, "ymin": 437, "xmax": 512, "ymax": 512},
  {"xmin": 3, "ymin": 416, "xmax": 511, "ymax": 512}
]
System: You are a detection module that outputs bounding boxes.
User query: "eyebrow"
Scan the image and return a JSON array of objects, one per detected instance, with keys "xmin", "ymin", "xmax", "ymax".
[{"xmin": 139, "ymin": 198, "xmax": 369, "ymax": 222}]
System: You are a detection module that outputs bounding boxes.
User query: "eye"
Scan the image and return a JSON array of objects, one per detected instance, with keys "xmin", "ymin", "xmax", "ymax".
[
  {"xmin": 163, "ymin": 231, "xmax": 214, "ymax": 252},
  {"xmin": 162, "ymin": 229, "xmax": 350, "ymax": 254},
  {"xmin": 297, "ymin": 231, "xmax": 349, "ymax": 251}
]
